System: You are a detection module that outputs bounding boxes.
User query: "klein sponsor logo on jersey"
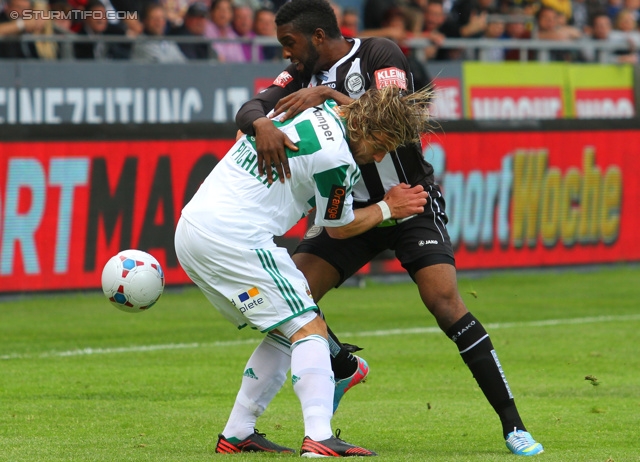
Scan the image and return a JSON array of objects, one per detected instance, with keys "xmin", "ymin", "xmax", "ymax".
[
  {"xmin": 374, "ymin": 67, "xmax": 407, "ymax": 90},
  {"xmin": 324, "ymin": 185, "xmax": 346, "ymax": 220},
  {"xmin": 418, "ymin": 239, "xmax": 438, "ymax": 246},
  {"xmin": 230, "ymin": 286, "xmax": 268, "ymax": 314},
  {"xmin": 273, "ymin": 71, "xmax": 294, "ymax": 88}
]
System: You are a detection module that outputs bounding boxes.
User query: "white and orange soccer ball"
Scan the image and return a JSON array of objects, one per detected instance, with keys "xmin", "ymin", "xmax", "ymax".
[{"xmin": 101, "ymin": 249, "xmax": 165, "ymax": 313}]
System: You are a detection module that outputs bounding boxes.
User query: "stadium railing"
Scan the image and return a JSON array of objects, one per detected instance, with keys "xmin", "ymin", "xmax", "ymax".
[{"xmin": 0, "ymin": 34, "xmax": 637, "ymax": 63}]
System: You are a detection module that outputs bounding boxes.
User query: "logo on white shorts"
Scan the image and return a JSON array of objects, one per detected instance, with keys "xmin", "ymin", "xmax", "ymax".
[{"xmin": 230, "ymin": 287, "xmax": 270, "ymax": 314}]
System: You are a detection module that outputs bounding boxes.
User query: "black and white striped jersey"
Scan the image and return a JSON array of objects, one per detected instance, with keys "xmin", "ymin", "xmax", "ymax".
[{"xmin": 235, "ymin": 37, "xmax": 435, "ymax": 207}]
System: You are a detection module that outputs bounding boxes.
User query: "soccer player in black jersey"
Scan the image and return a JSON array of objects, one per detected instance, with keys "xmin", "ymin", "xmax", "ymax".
[{"xmin": 235, "ymin": 0, "xmax": 543, "ymax": 456}]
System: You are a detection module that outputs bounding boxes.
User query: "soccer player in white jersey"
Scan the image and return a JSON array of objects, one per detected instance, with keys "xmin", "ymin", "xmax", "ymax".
[
  {"xmin": 175, "ymin": 85, "xmax": 434, "ymax": 456},
  {"xmin": 235, "ymin": 0, "xmax": 544, "ymax": 457}
]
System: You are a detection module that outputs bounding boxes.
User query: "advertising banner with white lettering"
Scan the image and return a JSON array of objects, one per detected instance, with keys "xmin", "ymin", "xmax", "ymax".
[
  {"xmin": 382, "ymin": 129, "xmax": 636, "ymax": 272},
  {"xmin": 463, "ymin": 62, "xmax": 635, "ymax": 120},
  {"xmin": 567, "ymin": 65, "xmax": 635, "ymax": 118},
  {"xmin": 0, "ymin": 62, "xmax": 287, "ymax": 125},
  {"xmin": 1, "ymin": 62, "xmax": 634, "ymax": 124},
  {"xmin": 2, "ymin": 127, "xmax": 638, "ymax": 293},
  {"xmin": 0, "ymin": 139, "xmax": 234, "ymax": 292}
]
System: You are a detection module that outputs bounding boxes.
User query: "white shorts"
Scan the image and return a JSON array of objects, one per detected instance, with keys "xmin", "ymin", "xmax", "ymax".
[{"xmin": 175, "ymin": 217, "xmax": 318, "ymax": 337}]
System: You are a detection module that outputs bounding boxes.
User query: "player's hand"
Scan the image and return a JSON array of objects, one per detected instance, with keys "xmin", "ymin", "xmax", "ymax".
[
  {"xmin": 253, "ymin": 117, "xmax": 297, "ymax": 183},
  {"xmin": 383, "ymin": 183, "xmax": 428, "ymax": 219},
  {"xmin": 272, "ymin": 87, "xmax": 329, "ymax": 122}
]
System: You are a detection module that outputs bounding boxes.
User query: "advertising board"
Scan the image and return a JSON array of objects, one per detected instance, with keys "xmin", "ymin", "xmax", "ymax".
[{"xmin": 1, "ymin": 127, "xmax": 637, "ymax": 292}]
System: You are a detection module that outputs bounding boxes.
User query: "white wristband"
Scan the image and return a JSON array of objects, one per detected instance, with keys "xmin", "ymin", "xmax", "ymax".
[
  {"xmin": 16, "ymin": 18, "xmax": 25, "ymax": 32},
  {"xmin": 376, "ymin": 200, "xmax": 392, "ymax": 221}
]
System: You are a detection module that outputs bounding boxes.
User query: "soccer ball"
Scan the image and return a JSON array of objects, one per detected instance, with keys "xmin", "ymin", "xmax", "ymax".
[{"xmin": 101, "ymin": 249, "xmax": 165, "ymax": 313}]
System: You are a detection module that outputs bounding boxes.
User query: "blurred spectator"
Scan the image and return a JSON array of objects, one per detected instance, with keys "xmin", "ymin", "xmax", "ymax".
[
  {"xmin": 167, "ymin": 2, "xmax": 212, "ymax": 59},
  {"xmin": 329, "ymin": 0, "xmax": 343, "ymax": 28},
  {"xmin": 363, "ymin": 7, "xmax": 431, "ymax": 89},
  {"xmin": 233, "ymin": 3, "xmax": 255, "ymax": 60},
  {"xmin": 363, "ymin": 0, "xmax": 425, "ymax": 32},
  {"xmin": 131, "ymin": 3, "xmax": 187, "ymax": 62},
  {"xmin": 340, "ymin": 7, "xmax": 359, "ymax": 37},
  {"xmin": 611, "ymin": 8, "xmax": 640, "ymax": 49},
  {"xmin": 448, "ymin": 0, "xmax": 497, "ymax": 38},
  {"xmin": 621, "ymin": 0, "xmax": 640, "ymax": 21},
  {"xmin": 372, "ymin": 6, "xmax": 409, "ymax": 40},
  {"xmin": 403, "ymin": 0, "xmax": 428, "ymax": 33},
  {"xmin": 109, "ymin": 0, "xmax": 149, "ymax": 36},
  {"xmin": 0, "ymin": 0, "xmax": 46, "ymax": 58},
  {"xmin": 533, "ymin": 5, "xmax": 582, "ymax": 60},
  {"xmin": 583, "ymin": 10, "xmax": 638, "ymax": 61},
  {"xmin": 570, "ymin": 0, "xmax": 589, "ymax": 31},
  {"xmin": 67, "ymin": 0, "xmax": 148, "ymax": 36},
  {"xmin": 422, "ymin": 0, "xmax": 448, "ymax": 60},
  {"xmin": 31, "ymin": 0, "xmax": 58, "ymax": 59},
  {"xmin": 159, "ymin": 0, "xmax": 189, "ymax": 29},
  {"xmin": 73, "ymin": 0, "xmax": 130, "ymax": 59},
  {"xmin": 362, "ymin": 0, "xmax": 396, "ymax": 29},
  {"xmin": 502, "ymin": 7, "xmax": 533, "ymax": 60},
  {"xmin": 535, "ymin": 5, "xmax": 582, "ymax": 38},
  {"xmin": 204, "ymin": 0, "xmax": 246, "ymax": 62},
  {"xmin": 253, "ymin": 6, "xmax": 280, "ymax": 60},
  {"xmin": 360, "ymin": 5, "xmax": 408, "ymax": 41},
  {"xmin": 476, "ymin": 14, "xmax": 506, "ymax": 60},
  {"xmin": 541, "ymin": 0, "xmax": 572, "ymax": 23},
  {"xmin": 50, "ymin": 1, "xmax": 74, "ymax": 33},
  {"xmin": 613, "ymin": 7, "xmax": 640, "ymax": 44},
  {"xmin": 606, "ymin": 0, "xmax": 624, "ymax": 20}
]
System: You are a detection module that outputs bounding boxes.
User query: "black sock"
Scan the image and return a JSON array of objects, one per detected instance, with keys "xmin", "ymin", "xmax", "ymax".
[
  {"xmin": 327, "ymin": 324, "xmax": 359, "ymax": 380},
  {"xmin": 446, "ymin": 312, "xmax": 526, "ymax": 438}
]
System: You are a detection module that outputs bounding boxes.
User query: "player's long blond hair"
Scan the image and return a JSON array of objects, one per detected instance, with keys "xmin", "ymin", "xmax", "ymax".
[{"xmin": 340, "ymin": 85, "xmax": 434, "ymax": 152}]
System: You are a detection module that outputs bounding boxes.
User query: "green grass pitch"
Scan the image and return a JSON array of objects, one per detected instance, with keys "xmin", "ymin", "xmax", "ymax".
[{"xmin": 1, "ymin": 265, "xmax": 639, "ymax": 461}]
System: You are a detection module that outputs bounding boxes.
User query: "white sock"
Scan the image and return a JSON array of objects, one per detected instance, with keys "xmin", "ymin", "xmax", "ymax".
[
  {"xmin": 222, "ymin": 335, "xmax": 290, "ymax": 441},
  {"xmin": 291, "ymin": 334, "xmax": 334, "ymax": 441}
]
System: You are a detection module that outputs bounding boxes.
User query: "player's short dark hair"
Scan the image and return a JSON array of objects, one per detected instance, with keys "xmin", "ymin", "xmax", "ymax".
[{"xmin": 275, "ymin": 0, "xmax": 342, "ymax": 39}]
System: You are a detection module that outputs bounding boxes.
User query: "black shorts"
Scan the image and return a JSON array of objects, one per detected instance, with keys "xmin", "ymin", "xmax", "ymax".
[{"xmin": 294, "ymin": 184, "xmax": 455, "ymax": 286}]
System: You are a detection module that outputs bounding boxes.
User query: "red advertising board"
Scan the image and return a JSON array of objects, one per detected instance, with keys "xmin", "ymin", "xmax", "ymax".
[
  {"xmin": 1, "ymin": 129, "xmax": 639, "ymax": 293},
  {"xmin": 0, "ymin": 140, "xmax": 234, "ymax": 292},
  {"xmin": 573, "ymin": 88, "xmax": 635, "ymax": 119},
  {"xmin": 470, "ymin": 87, "xmax": 564, "ymax": 119},
  {"xmin": 383, "ymin": 129, "xmax": 637, "ymax": 272},
  {"xmin": 430, "ymin": 77, "xmax": 462, "ymax": 120}
]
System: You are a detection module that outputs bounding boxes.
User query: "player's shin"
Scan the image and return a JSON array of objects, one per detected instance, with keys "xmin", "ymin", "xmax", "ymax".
[
  {"xmin": 291, "ymin": 334, "xmax": 334, "ymax": 442},
  {"xmin": 446, "ymin": 312, "xmax": 526, "ymax": 438},
  {"xmin": 221, "ymin": 334, "xmax": 290, "ymax": 441}
]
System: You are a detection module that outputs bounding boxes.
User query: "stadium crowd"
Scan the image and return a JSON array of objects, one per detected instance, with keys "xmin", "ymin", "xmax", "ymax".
[{"xmin": 0, "ymin": 0, "xmax": 638, "ymax": 62}]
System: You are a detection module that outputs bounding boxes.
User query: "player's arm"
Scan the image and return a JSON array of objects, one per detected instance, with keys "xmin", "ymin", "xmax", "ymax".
[
  {"xmin": 326, "ymin": 183, "xmax": 427, "ymax": 239},
  {"xmin": 235, "ymin": 68, "xmax": 301, "ymax": 182},
  {"xmin": 367, "ymin": 38, "xmax": 415, "ymax": 92},
  {"xmin": 272, "ymin": 86, "xmax": 354, "ymax": 122}
]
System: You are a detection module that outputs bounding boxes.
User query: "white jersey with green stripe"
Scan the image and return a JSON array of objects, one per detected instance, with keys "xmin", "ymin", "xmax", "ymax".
[{"xmin": 181, "ymin": 100, "xmax": 362, "ymax": 247}]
